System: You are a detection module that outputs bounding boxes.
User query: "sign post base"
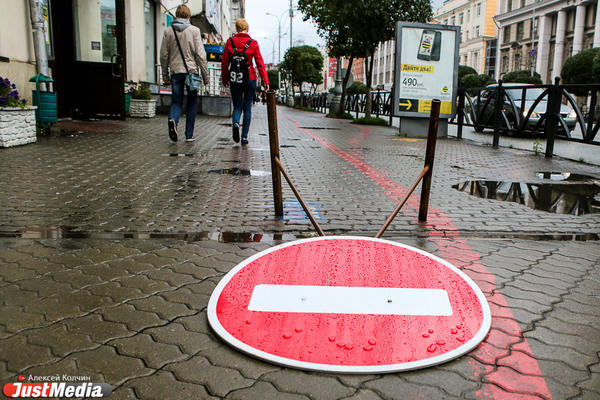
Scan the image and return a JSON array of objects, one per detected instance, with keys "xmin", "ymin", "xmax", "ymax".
[{"xmin": 399, "ymin": 117, "xmax": 448, "ymax": 138}]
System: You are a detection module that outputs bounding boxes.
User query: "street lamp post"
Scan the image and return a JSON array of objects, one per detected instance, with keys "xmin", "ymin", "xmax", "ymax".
[
  {"xmin": 263, "ymin": 37, "xmax": 276, "ymax": 66},
  {"xmin": 266, "ymin": 11, "xmax": 287, "ymax": 64}
]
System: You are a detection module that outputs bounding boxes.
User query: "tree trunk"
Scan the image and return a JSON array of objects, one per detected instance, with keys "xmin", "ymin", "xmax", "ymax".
[
  {"xmin": 364, "ymin": 55, "xmax": 375, "ymax": 118},
  {"xmin": 340, "ymin": 56, "xmax": 354, "ymax": 117}
]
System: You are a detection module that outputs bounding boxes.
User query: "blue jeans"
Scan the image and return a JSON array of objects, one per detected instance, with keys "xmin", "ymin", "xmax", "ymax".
[
  {"xmin": 168, "ymin": 73, "xmax": 198, "ymax": 139},
  {"xmin": 230, "ymin": 80, "xmax": 257, "ymax": 140}
]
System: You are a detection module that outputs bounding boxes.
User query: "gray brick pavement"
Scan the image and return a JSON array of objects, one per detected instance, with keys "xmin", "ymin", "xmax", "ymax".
[{"xmin": 1, "ymin": 105, "xmax": 600, "ymax": 399}]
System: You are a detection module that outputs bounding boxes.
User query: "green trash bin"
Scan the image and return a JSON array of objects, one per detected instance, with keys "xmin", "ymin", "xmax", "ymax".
[{"xmin": 29, "ymin": 73, "xmax": 57, "ymax": 127}]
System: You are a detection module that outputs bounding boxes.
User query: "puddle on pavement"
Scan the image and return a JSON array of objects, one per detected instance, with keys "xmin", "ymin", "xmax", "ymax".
[
  {"xmin": 0, "ymin": 229, "xmax": 315, "ymax": 243},
  {"xmin": 300, "ymin": 127, "xmax": 341, "ymax": 130},
  {"xmin": 3, "ymin": 228, "xmax": 598, "ymax": 242},
  {"xmin": 208, "ymin": 168, "xmax": 270, "ymax": 176},
  {"xmin": 453, "ymin": 180, "xmax": 600, "ymax": 215},
  {"xmin": 536, "ymin": 172, "xmax": 598, "ymax": 182}
]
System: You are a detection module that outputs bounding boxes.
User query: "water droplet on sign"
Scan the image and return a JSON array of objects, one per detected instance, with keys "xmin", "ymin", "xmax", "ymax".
[
  {"xmin": 428, "ymin": 329, "xmax": 434, "ymax": 334},
  {"xmin": 422, "ymin": 334, "xmax": 429, "ymax": 338},
  {"xmin": 295, "ymin": 328, "xmax": 303, "ymax": 333},
  {"xmin": 451, "ymin": 329, "xmax": 457, "ymax": 334},
  {"xmin": 245, "ymin": 320, "xmax": 252, "ymax": 325},
  {"xmin": 427, "ymin": 344, "xmax": 437, "ymax": 353},
  {"xmin": 345, "ymin": 344, "xmax": 353, "ymax": 350},
  {"xmin": 283, "ymin": 333, "xmax": 292, "ymax": 339},
  {"xmin": 457, "ymin": 337, "xmax": 465, "ymax": 342},
  {"xmin": 363, "ymin": 346, "xmax": 373, "ymax": 351},
  {"xmin": 328, "ymin": 336, "xmax": 336, "ymax": 342},
  {"xmin": 368, "ymin": 339, "xmax": 376, "ymax": 345},
  {"xmin": 436, "ymin": 340, "xmax": 446, "ymax": 346}
]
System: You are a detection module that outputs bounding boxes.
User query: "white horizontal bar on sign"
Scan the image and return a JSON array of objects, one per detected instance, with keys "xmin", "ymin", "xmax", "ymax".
[{"xmin": 248, "ymin": 285, "xmax": 453, "ymax": 316}]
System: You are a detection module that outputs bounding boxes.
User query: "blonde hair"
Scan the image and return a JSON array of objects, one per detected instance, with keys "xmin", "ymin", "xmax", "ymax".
[
  {"xmin": 176, "ymin": 5, "xmax": 192, "ymax": 19},
  {"xmin": 236, "ymin": 19, "xmax": 249, "ymax": 32}
]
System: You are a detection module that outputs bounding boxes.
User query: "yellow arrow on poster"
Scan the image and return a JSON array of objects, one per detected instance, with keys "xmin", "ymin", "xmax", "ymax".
[{"xmin": 399, "ymin": 99, "xmax": 412, "ymax": 109}]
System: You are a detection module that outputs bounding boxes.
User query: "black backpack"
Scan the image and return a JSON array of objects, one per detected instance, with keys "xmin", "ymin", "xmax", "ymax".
[{"xmin": 228, "ymin": 37, "xmax": 253, "ymax": 84}]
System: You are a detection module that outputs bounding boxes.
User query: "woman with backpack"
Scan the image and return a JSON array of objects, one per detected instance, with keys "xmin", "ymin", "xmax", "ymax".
[{"xmin": 221, "ymin": 19, "xmax": 269, "ymax": 145}]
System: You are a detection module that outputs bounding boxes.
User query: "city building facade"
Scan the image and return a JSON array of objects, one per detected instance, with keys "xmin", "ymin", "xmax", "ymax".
[
  {"xmin": 494, "ymin": 0, "xmax": 600, "ymax": 83},
  {"xmin": 434, "ymin": 0, "xmax": 499, "ymax": 76}
]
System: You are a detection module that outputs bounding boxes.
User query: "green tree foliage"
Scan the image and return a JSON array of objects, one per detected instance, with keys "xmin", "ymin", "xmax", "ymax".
[
  {"xmin": 501, "ymin": 70, "xmax": 543, "ymax": 85},
  {"xmin": 279, "ymin": 45, "xmax": 324, "ymax": 95},
  {"xmin": 347, "ymin": 81, "xmax": 367, "ymax": 94},
  {"xmin": 458, "ymin": 65, "xmax": 477, "ymax": 87},
  {"xmin": 298, "ymin": 0, "xmax": 432, "ymax": 117},
  {"xmin": 561, "ymin": 47, "xmax": 600, "ymax": 96},
  {"xmin": 267, "ymin": 70, "xmax": 280, "ymax": 91},
  {"xmin": 461, "ymin": 74, "xmax": 496, "ymax": 94}
]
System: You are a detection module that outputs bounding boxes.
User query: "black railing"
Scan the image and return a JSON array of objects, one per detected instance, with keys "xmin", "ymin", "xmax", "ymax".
[
  {"xmin": 293, "ymin": 90, "xmax": 394, "ymax": 124},
  {"xmin": 452, "ymin": 78, "xmax": 600, "ymax": 155}
]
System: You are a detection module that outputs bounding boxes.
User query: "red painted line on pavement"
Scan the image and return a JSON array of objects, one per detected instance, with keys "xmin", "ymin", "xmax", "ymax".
[{"xmin": 279, "ymin": 110, "xmax": 553, "ymax": 399}]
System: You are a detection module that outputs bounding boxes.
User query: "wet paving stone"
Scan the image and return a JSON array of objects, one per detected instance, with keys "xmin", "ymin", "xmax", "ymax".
[{"xmin": 0, "ymin": 109, "xmax": 599, "ymax": 399}]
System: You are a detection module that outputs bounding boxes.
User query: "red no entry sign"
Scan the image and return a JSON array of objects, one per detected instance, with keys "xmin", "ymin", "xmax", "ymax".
[{"xmin": 207, "ymin": 237, "xmax": 491, "ymax": 373}]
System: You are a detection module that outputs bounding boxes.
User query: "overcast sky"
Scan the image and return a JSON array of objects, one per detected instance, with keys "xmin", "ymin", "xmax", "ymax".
[{"xmin": 245, "ymin": 0, "xmax": 444, "ymax": 65}]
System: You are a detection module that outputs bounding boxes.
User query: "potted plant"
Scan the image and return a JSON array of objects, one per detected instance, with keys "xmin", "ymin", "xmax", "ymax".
[
  {"xmin": 0, "ymin": 76, "xmax": 37, "ymax": 147},
  {"xmin": 129, "ymin": 85, "xmax": 156, "ymax": 118}
]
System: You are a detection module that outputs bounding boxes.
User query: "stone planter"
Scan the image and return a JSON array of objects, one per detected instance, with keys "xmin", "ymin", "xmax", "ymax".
[
  {"xmin": 0, "ymin": 106, "xmax": 37, "ymax": 148},
  {"xmin": 129, "ymin": 99, "xmax": 156, "ymax": 118}
]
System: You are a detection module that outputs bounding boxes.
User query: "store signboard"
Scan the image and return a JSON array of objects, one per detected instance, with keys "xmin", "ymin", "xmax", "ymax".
[{"xmin": 393, "ymin": 22, "xmax": 460, "ymax": 119}]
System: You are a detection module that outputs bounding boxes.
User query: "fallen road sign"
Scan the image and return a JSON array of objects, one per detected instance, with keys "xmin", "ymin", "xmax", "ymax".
[{"xmin": 207, "ymin": 237, "xmax": 491, "ymax": 373}]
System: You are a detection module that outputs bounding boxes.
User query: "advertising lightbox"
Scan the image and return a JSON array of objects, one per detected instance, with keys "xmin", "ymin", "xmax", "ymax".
[{"xmin": 393, "ymin": 22, "xmax": 460, "ymax": 119}]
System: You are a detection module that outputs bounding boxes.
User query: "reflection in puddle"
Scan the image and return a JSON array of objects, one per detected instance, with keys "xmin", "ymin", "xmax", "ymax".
[
  {"xmin": 536, "ymin": 172, "xmax": 597, "ymax": 181},
  {"xmin": 208, "ymin": 168, "xmax": 270, "ymax": 176},
  {"xmin": 453, "ymin": 181, "xmax": 600, "ymax": 215},
  {"xmin": 283, "ymin": 200, "xmax": 324, "ymax": 221}
]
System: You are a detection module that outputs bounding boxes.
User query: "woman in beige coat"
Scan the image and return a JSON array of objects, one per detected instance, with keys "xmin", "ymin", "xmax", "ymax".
[{"xmin": 160, "ymin": 5, "xmax": 209, "ymax": 142}]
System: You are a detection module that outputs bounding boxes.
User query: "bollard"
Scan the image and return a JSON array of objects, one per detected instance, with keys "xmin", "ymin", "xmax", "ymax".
[
  {"xmin": 492, "ymin": 80, "xmax": 503, "ymax": 148},
  {"xmin": 418, "ymin": 99, "xmax": 441, "ymax": 222},
  {"xmin": 266, "ymin": 90, "xmax": 283, "ymax": 216},
  {"xmin": 544, "ymin": 77, "xmax": 561, "ymax": 158},
  {"xmin": 457, "ymin": 88, "xmax": 464, "ymax": 140}
]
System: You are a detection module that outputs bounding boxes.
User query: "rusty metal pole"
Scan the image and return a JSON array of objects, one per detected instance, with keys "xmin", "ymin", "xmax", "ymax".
[
  {"xmin": 418, "ymin": 99, "xmax": 441, "ymax": 222},
  {"xmin": 267, "ymin": 90, "xmax": 283, "ymax": 216},
  {"xmin": 375, "ymin": 165, "xmax": 429, "ymax": 238}
]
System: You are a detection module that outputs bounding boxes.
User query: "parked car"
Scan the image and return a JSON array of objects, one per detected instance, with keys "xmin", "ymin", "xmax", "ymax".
[{"xmin": 470, "ymin": 83, "xmax": 578, "ymax": 136}]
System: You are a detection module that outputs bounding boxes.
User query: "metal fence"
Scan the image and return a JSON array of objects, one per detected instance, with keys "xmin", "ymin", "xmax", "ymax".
[
  {"xmin": 452, "ymin": 78, "xmax": 600, "ymax": 156},
  {"xmin": 293, "ymin": 90, "xmax": 395, "ymax": 123},
  {"xmin": 291, "ymin": 80, "xmax": 600, "ymax": 158}
]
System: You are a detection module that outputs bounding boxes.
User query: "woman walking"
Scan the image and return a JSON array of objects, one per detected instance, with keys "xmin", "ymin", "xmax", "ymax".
[
  {"xmin": 221, "ymin": 19, "xmax": 269, "ymax": 145},
  {"xmin": 160, "ymin": 5, "xmax": 209, "ymax": 142}
]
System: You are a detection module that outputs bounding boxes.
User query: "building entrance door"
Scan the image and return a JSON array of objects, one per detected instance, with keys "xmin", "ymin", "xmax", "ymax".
[{"xmin": 72, "ymin": 0, "xmax": 126, "ymax": 119}]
